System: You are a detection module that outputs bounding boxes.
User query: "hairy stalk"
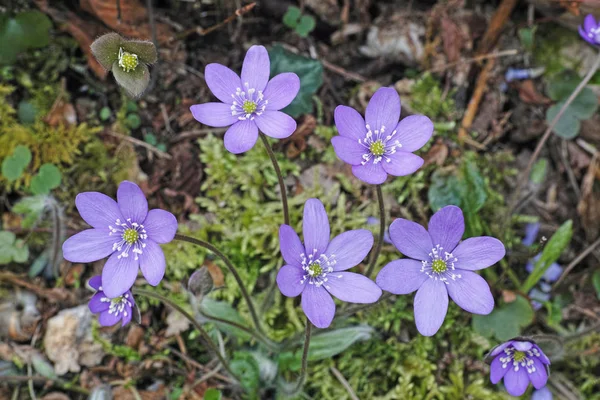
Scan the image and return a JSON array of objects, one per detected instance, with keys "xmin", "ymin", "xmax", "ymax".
[
  {"xmin": 133, "ymin": 288, "xmax": 239, "ymax": 381},
  {"xmin": 259, "ymin": 132, "xmax": 290, "ymax": 225},
  {"xmin": 365, "ymin": 185, "xmax": 385, "ymax": 278},
  {"xmin": 174, "ymin": 234, "xmax": 265, "ymax": 337},
  {"xmin": 294, "ymin": 319, "xmax": 312, "ymax": 391},
  {"xmin": 509, "ymin": 51, "xmax": 600, "ymax": 212},
  {"xmin": 0, "ymin": 376, "xmax": 90, "ymax": 395},
  {"xmin": 197, "ymin": 308, "xmax": 281, "ymax": 351}
]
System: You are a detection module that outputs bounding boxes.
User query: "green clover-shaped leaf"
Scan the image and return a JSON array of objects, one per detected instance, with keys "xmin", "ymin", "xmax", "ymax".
[
  {"xmin": 29, "ymin": 163, "xmax": 61, "ymax": 195},
  {"xmin": 472, "ymin": 295, "xmax": 534, "ymax": 341},
  {"xmin": 2, "ymin": 145, "xmax": 32, "ymax": 181}
]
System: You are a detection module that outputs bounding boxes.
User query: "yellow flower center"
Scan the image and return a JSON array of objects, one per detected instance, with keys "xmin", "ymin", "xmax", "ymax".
[
  {"xmin": 118, "ymin": 48, "xmax": 139, "ymax": 72},
  {"xmin": 308, "ymin": 262, "xmax": 323, "ymax": 277},
  {"xmin": 122, "ymin": 228, "xmax": 139, "ymax": 244},
  {"xmin": 242, "ymin": 100, "xmax": 258, "ymax": 114},
  {"xmin": 369, "ymin": 140, "xmax": 385, "ymax": 156},
  {"xmin": 432, "ymin": 259, "xmax": 447, "ymax": 273},
  {"xmin": 513, "ymin": 351, "xmax": 526, "ymax": 362}
]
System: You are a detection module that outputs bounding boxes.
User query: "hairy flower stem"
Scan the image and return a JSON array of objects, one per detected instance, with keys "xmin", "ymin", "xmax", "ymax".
[
  {"xmin": 133, "ymin": 288, "xmax": 239, "ymax": 381},
  {"xmin": 174, "ymin": 234, "xmax": 266, "ymax": 337},
  {"xmin": 510, "ymin": 51, "xmax": 600, "ymax": 212},
  {"xmin": 259, "ymin": 132, "xmax": 290, "ymax": 225},
  {"xmin": 197, "ymin": 308, "xmax": 281, "ymax": 351},
  {"xmin": 366, "ymin": 185, "xmax": 385, "ymax": 278},
  {"xmin": 294, "ymin": 319, "xmax": 312, "ymax": 391}
]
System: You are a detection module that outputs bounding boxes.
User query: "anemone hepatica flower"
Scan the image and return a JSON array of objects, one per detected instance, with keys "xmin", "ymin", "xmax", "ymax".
[
  {"xmin": 88, "ymin": 276, "xmax": 135, "ymax": 327},
  {"xmin": 277, "ymin": 199, "xmax": 382, "ymax": 328},
  {"xmin": 579, "ymin": 14, "xmax": 600, "ymax": 46},
  {"xmin": 62, "ymin": 181, "xmax": 178, "ymax": 298},
  {"xmin": 487, "ymin": 338, "xmax": 550, "ymax": 397},
  {"xmin": 532, "ymin": 386, "xmax": 553, "ymax": 400},
  {"xmin": 190, "ymin": 45, "xmax": 300, "ymax": 154},
  {"xmin": 332, "ymin": 87, "xmax": 433, "ymax": 184},
  {"xmin": 376, "ymin": 206, "xmax": 505, "ymax": 336}
]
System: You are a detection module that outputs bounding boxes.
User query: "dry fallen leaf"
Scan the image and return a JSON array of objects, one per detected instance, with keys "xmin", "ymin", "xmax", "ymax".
[
  {"xmin": 577, "ymin": 154, "xmax": 600, "ymax": 241},
  {"xmin": 517, "ymin": 80, "xmax": 551, "ymax": 105}
]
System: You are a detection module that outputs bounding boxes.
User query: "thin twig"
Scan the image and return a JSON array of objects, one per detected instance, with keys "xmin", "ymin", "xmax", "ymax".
[
  {"xmin": 321, "ymin": 59, "xmax": 367, "ymax": 82},
  {"xmin": 174, "ymin": 234, "xmax": 267, "ymax": 338},
  {"xmin": 366, "ymin": 185, "xmax": 385, "ymax": 279},
  {"xmin": 169, "ymin": 347, "xmax": 233, "ymax": 383},
  {"xmin": 330, "ymin": 367, "xmax": 360, "ymax": 400},
  {"xmin": 104, "ymin": 130, "xmax": 172, "ymax": 159},
  {"xmin": 133, "ymin": 288, "xmax": 239, "ymax": 381},
  {"xmin": 259, "ymin": 133, "xmax": 291, "ymax": 226},
  {"xmin": 170, "ymin": 128, "xmax": 228, "ymax": 144},
  {"xmin": 0, "ymin": 376, "xmax": 89, "ymax": 395},
  {"xmin": 426, "ymin": 49, "xmax": 518, "ymax": 73},
  {"xmin": 510, "ymin": 51, "xmax": 600, "ymax": 212},
  {"xmin": 553, "ymin": 236, "xmax": 600, "ymax": 290},
  {"xmin": 177, "ymin": 3, "xmax": 256, "ymax": 39}
]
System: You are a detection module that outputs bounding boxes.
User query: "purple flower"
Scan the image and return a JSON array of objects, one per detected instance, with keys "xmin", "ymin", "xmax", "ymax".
[
  {"xmin": 332, "ymin": 87, "xmax": 433, "ymax": 185},
  {"xmin": 579, "ymin": 14, "xmax": 600, "ymax": 46},
  {"xmin": 88, "ymin": 275, "xmax": 135, "ymax": 327},
  {"xmin": 488, "ymin": 339, "xmax": 550, "ymax": 397},
  {"xmin": 532, "ymin": 386, "xmax": 553, "ymax": 400},
  {"xmin": 62, "ymin": 181, "xmax": 178, "ymax": 298},
  {"xmin": 376, "ymin": 206, "xmax": 505, "ymax": 336},
  {"xmin": 190, "ymin": 45, "xmax": 300, "ymax": 154},
  {"xmin": 526, "ymin": 254, "xmax": 563, "ymax": 283},
  {"xmin": 523, "ymin": 222, "xmax": 541, "ymax": 247},
  {"xmin": 276, "ymin": 198, "xmax": 382, "ymax": 328}
]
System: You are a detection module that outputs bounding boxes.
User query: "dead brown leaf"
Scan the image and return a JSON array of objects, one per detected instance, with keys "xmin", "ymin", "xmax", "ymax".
[
  {"xmin": 441, "ymin": 16, "xmax": 463, "ymax": 63},
  {"xmin": 282, "ymin": 115, "xmax": 316, "ymax": 159},
  {"xmin": 41, "ymin": 393, "xmax": 71, "ymax": 400},
  {"xmin": 577, "ymin": 154, "xmax": 600, "ymax": 241},
  {"xmin": 45, "ymin": 95, "xmax": 77, "ymax": 127},
  {"xmin": 204, "ymin": 260, "xmax": 225, "ymax": 288},
  {"xmin": 502, "ymin": 290, "xmax": 517, "ymax": 303},
  {"xmin": 80, "ymin": 0, "xmax": 175, "ymax": 44},
  {"xmin": 517, "ymin": 80, "xmax": 551, "ymax": 105},
  {"xmin": 423, "ymin": 140, "xmax": 448, "ymax": 167},
  {"xmin": 112, "ymin": 386, "xmax": 166, "ymax": 400}
]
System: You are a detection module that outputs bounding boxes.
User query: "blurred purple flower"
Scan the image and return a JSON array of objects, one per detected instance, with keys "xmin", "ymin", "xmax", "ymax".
[
  {"xmin": 366, "ymin": 217, "xmax": 392, "ymax": 244},
  {"xmin": 529, "ymin": 287, "xmax": 551, "ymax": 310},
  {"xmin": 332, "ymin": 87, "xmax": 433, "ymax": 185},
  {"xmin": 62, "ymin": 181, "xmax": 178, "ymax": 298},
  {"xmin": 190, "ymin": 45, "xmax": 300, "ymax": 154},
  {"xmin": 522, "ymin": 222, "xmax": 541, "ymax": 247},
  {"xmin": 376, "ymin": 206, "xmax": 505, "ymax": 336},
  {"xmin": 579, "ymin": 14, "xmax": 600, "ymax": 46},
  {"xmin": 488, "ymin": 339, "xmax": 550, "ymax": 397},
  {"xmin": 526, "ymin": 254, "xmax": 563, "ymax": 283},
  {"xmin": 88, "ymin": 275, "xmax": 135, "ymax": 327},
  {"xmin": 532, "ymin": 386, "xmax": 553, "ymax": 400},
  {"xmin": 277, "ymin": 199, "xmax": 381, "ymax": 328}
]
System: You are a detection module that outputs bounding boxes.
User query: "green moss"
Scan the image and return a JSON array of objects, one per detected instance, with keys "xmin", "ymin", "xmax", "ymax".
[{"xmin": 411, "ymin": 73, "xmax": 457, "ymax": 121}]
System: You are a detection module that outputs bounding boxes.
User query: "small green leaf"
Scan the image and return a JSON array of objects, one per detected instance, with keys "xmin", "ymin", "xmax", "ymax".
[
  {"xmin": 230, "ymin": 352, "xmax": 260, "ymax": 392},
  {"xmin": 91, "ymin": 32, "xmax": 122, "ymax": 71},
  {"xmin": 18, "ymin": 101, "xmax": 37, "ymax": 124},
  {"xmin": 0, "ymin": 11, "xmax": 52, "ymax": 65},
  {"xmin": 592, "ymin": 270, "xmax": 600, "ymax": 300},
  {"xmin": 546, "ymin": 103, "xmax": 580, "ymax": 139},
  {"xmin": 530, "ymin": 158, "xmax": 548, "ymax": 185},
  {"xmin": 269, "ymin": 45, "xmax": 323, "ymax": 117},
  {"xmin": 203, "ymin": 388, "xmax": 222, "ymax": 400},
  {"xmin": 1, "ymin": 145, "xmax": 32, "ymax": 181},
  {"xmin": 428, "ymin": 170, "xmax": 462, "ymax": 211},
  {"xmin": 29, "ymin": 164, "xmax": 61, "ymax": 195},
  {"xmin": 99, "ymin": 107, "xmax": 111, "ymax": 121},
  {"xmin": 472, "ymin": 295, "xmax": 534, "ymax": 341},
  {"xmin": 518, "ymin": 26, "xmax": 536, "ymax": 52},
  {"xmin": 522, "ymin": 220, "xmax": 572, "ymax": 293},
  {"xmin": 200, "ymin": 298, "xmax": 251, "ymax": 339},
  {"xmin": 112, "ymin": 61, "xmax": 150, "ymax": 98},
  {"xmin": 569, "ymin": 87, "xmax": 598, "ymax": 120},
  {"xmin": 144, "ymin": 133, "xmax": 157, "ymax": 145},
  {"xmin": 296, "ymin": 15, "xmax": 316, "ymax": 37},
  {"xmin": 13, "ymin": 195, "xmax": 47, "ymax": 228},
  {"xmin": 0, "ymin": 231, "xmax": 29, "ymax": 265},
  {"xmin": 283, "ymin": 6, "xmax": 301, "ymax": 28},
  {"xmin": 29, "ymin": 252, "xmax": 49, "ymax": 277},
  {"xmin": 126, "ymin": 113, "xmax": 142, "ymax": 129}
]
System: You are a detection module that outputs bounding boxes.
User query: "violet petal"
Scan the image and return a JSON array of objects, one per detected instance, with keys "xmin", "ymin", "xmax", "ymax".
[
  {"xmin": 117, "ymin": 181, "xmax": 148, "ymax": 224},
  {"xmin": 277, "ymin": 264, "xmax": 306, "ymax": 297},
  {"xmin": 301, "ymin": 284, "xmax": 335, "ymax": 328},
  {"xmin": 414, "ymin": 278, "xmax": 448, "ymax": 336},
  {"xmin": 223, "ymin": 120, "xmax": 259, "ymax": 154},
  {"xmin": 325, "ymin": 272, "xmax": 382, "ymax": 303},
  {"xmin": 62, "ymin": 229, "xmax": 116, "ymax": 263},
  {"xmin": 394, "ymin": 115, "xmax": 433, "ymax": 152},
  {"xmin": 446, "ymin": 270, "xmax": 494, "ymax": 315},
  {"xmin": 241, "ymin": 45, "xmax": 270, "ymax": 92},
  {"xmin": 376, "ymin": 259, "xmax": 428, "ymax": 295},
  {"xmin": 428, "ymin": 205, "xmax": 464, "ymax": 252},
  {"xmin": 254, "ymin": 110, "xmax": 296, "ymax": 139},
  {"xmin": 138, "ymin": 239, "xmax": 166, "ymax": 286},
  {"xmin": 351, "ymin": 162, "xmax": 387, "ymax": 185},
  {"xmin": 365, "ymin": 87, "xmax": 400, "ymax": 134},
  {"xmin": 143, "ymin": 209, "xmax": 178, "ymax": 244},
  {"xmin": 190, "ymin": 103, "xmax": 239, "ymax": 127},
  {"xmin": 334, "ymin": 105, "xmax": 367, "ymax": 141},
  {"xmin": 331, "ymin": 136, "xmax": 366, "ymax": 165},
  {"xmin": 381, "ymin": 152, "xmax": 424, "ymax": 177},
  {"xmin": 101, "ymin": 252, "xmax": 139, "ymax": 298},
  {"xmin": 302, "ymin": 198, "xmax": 330, "ymax": 257},
  {"xmin": 326, "ymin": 229, "xmax": 373, "ymax": 271},
  {"xmin": 264, "ymin": 73, "xmax": 300, "ymax": 110},
  {"xmin": 205, "ymin": 63, "xmax": 241, "ymax": 104},
  {"xmin": 279, "ymin": 224, "xmax": 305, "ymax": 266},
  {"xmin": 75, "ymin": 192, "xmax": 123, "ymax": 229},
  {"xmin": 452, "ymin": 237, "xmax": 505, "ymax": 271},
  {"xmin": 389, "ymin": 218, "xmax": 433, "ymax": 261}
]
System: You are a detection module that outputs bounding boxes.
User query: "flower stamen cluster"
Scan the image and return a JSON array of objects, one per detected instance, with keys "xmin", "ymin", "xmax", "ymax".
[
  {"xmin": 499, "ymin": 346, "xmax": 541, "ymax": 374},
  {"xmin": 109, "ymin": 218, "xmax": 148, "ymax": 260},
  {"xmin": 231, "ymin": 83, "xmax": 267, "ymax": 120},
  {"xmin": 118, "ymin": 47, "xmax": 139, "ymax": 72},
  {"xmin": 420, "ymin": 244, "xmax": 460, "ymax": 284},
  {"xmin": 101, "ymin": 292, "xmax": 133, "ymax": 319},
  {"xmin": 300, "ymin": 250, "xmax": 337, "ymax": 288},
  {"xmin": 358, "ymin": 124, "xmax": 402, "ymax": 165}
]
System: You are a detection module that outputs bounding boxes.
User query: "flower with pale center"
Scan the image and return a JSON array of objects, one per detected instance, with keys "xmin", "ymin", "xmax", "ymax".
[
  {"xmin": 63, "ymin": 181, "xmax": 178, "ymax": 298},
  {"xmin": 118, "ymin": 47, "xmax": 139, "ymax": 72},
  {"xmin": 332, "ymin": 87, "xmax": 433, "ymax": 184},
  {"xmin": 579, "ymin": 14, "xmax": 600, "ymax": 46},
  {"xmin": 190, "ymin": 45, "xmax": 301, "ymax": 154},
  {"xmin": 487, "ymin": 339, "xmax": 550, "ymax": 397},
  {"xmin": 276, "ymin": 198, "xmax": 381, "ymax": 328},
  {"xmin": 88, "ymin": 275, "xmax": 136, "ymax": 327},
  {"xmin": 376, "ymin": 205, "xmax": 505, "ymax": 336}
]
